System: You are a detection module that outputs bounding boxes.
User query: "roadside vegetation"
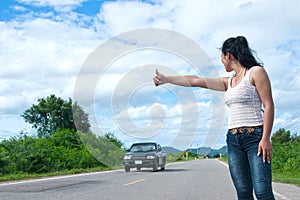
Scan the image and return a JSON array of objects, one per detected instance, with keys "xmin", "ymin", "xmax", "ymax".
[
  {"xmin": 271, "ymin": 128, "xmax": 300, "ymax": 186},
  {"xmin": 0, "ymin": 95, "xmax": 124, "ymax": 182},
  {"xmin": 0, "ymin": 95, "xmax": 299, "ymax": 187}
]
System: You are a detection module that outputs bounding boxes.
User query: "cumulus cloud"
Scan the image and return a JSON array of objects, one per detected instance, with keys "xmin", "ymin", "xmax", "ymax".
[{"xmin": 1, "ymin": 0, "xmax": 300, "ymax": 147}]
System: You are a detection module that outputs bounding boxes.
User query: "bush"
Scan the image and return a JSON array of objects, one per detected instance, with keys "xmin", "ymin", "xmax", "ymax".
[
  {"xmin": 0, "ymin": 129, "xmax": 106, "ymax": 175},
  {"xmin": 272, "ymin": 130, "xmax": 300, "ymax": 174}
]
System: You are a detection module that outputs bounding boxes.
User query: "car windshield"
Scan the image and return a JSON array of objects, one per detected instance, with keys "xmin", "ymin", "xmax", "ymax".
[{"xmin": 130, "ymin": 144, "xmax": 156, "ymax": 152}]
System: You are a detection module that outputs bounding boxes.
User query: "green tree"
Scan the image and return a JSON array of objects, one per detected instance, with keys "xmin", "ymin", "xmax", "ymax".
[
  {"xmin": 271, "ymin": 128, "xmax": 291, "ymax": 144},
  {"xmin": 104, "ymin": 133, "xmax": 123, "ymax": 149},
  {"xmin": 73, "ymin": 102, "xmax": 90, "ymax": 133},
  {"xmin": 79, "ymin": 132, "xmax": 125, "ymax": 169},
  {"xmin": 272, "ymin": 128, "xmax": 300, "ymax": 174},
  {"xmin": 291, "ymin": 133, "xmax": 300, "ymax": 143},
  {"xmin": 21, "ymin": 95, "xmax": 90, "ymax": 137}
]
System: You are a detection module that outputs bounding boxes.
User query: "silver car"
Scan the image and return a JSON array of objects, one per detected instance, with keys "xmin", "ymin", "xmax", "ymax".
[{"xmin": 123, "ymin": 142, "xmax": 167, "ymax": 172}]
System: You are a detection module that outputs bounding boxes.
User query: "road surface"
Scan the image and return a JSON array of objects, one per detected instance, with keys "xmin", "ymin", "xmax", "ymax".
[{"xmin": 0, "ymin": 159, "xmax": 298, "ymax": 200}]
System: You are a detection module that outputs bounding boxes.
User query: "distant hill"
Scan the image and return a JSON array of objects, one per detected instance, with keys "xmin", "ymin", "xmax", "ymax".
[
  {"xmin": 206, "ymin": 146, "xmax": 228, "ymax": 157},
  {"xmin": 163, "ymin": 146, "xmax": 228, "ymax": 157},
  {"xmin": 162, "ymin": 146, "xmax": 182, "ymax": 154},
  {"xmin": 187, "ymin": 146, "xmax": 228, "ymax": 157}
]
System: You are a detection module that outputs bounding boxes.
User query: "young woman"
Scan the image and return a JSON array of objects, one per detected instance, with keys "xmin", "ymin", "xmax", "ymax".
[{"xmin": 153, "ymin": 36, "xmax": 275, "ymax": 200}]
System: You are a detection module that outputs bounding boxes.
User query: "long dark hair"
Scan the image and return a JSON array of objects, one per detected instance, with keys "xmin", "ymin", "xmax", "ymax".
[{"xmin": 221, "ymin": 36, "xmax": 263, "ymax": 69}]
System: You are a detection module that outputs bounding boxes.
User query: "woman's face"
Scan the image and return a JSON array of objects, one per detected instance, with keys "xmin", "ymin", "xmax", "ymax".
[{"xmin": 221, "ymin": 52, "xmax": 233, "ymax": 72}]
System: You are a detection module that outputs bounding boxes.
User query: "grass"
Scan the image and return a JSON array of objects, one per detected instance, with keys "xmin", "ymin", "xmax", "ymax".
[{"xmin": 273, "ymin": 171, "xmax": 300, "ymax": 187}]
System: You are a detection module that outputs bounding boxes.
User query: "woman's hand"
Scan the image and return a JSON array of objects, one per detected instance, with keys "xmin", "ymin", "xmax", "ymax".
[
  {"xmin": 153, "ymin": 69, "xmax": 167, "ymax": 86},
  {"xmin": 257, "ymin": 138, "xmax": 272, "ymax": 164}
]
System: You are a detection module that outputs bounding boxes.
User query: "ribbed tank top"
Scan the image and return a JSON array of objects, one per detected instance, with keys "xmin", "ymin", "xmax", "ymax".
[{"xmin": 224, "ymin": 67, "xmax": 263, "ymax": 129}]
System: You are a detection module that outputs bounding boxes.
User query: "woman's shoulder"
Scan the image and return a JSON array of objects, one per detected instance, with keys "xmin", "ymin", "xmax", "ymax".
[
  {"xmin": 250, "ymin": 65, "xmax": 264, "ymax": 72},
  {"xmin": 249, "ymin": 66, "xmax": 269, "ymax": 85},
  {"xmin": 249, "ymin": 66, "xmax": 267, "ymax": 77}
]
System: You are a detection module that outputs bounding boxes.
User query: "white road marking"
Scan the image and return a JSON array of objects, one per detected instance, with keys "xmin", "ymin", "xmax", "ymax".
[
  {"xmin": 273, "ymin": 191, "xmax": 290, "ymax": 200},
  {"xmin": 0, "ymin": 169, "xmax": 123, "ymax": 186}
]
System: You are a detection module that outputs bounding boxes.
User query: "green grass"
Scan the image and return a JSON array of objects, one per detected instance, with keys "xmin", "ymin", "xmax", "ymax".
[
  {"xmin": 273, "ymin": 171, "xmax": 300, "ymax": 187},
  {"xmin": 218, "ymin": 156, "xmax": 228, "ymax": 163}
]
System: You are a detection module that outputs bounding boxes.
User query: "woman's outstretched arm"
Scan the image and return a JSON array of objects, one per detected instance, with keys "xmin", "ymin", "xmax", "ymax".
[{"xmin": 153, "ymin": 69, "xmax": 228, "ymax": 91}]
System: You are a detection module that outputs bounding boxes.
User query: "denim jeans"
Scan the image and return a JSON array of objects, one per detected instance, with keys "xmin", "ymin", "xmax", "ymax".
[{"xmin": 226, "ymin": 127, "xmax": 275, "ymax": 200}]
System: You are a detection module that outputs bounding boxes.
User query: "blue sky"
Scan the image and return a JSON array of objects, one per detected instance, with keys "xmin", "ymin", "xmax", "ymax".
[{"xmin": 1, "ymin": 0, "xmax": 300, "ymax": 150}]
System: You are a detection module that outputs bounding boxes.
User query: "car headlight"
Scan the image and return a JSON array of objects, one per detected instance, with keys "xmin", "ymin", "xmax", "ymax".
[
  {"xmin": 124, "ymin": 155, "xmax": 132, "ymax": 160},
  {"xmin": 146, "ymin": 155, "xmax": 155, "ymax": 159}
]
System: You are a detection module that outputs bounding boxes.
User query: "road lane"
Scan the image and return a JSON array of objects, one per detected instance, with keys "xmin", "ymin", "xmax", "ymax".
[{"xmin": 0, "ymin": 159, "xmax": 298, "ymax": 200}]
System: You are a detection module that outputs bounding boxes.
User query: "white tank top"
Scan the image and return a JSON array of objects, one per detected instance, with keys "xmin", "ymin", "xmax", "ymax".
[{"xmin": 224, "ymin": 67, "xmax": 263, "ymax": 129}]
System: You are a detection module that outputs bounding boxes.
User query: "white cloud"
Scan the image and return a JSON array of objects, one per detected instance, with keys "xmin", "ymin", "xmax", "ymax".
[
  {"xmin": 94, "ymin": 100, "xmax": 218, "ymax": 149},
  {"xmin": 97, "ymin": 1, "xmax": 175, "ymax": 34},
  {"xmin": 1, "ymin": 0, "xmax": 300, "ymax": 147},
  {"xmin": 91, "ymin": 0, "xmax": 300, "ymax": 144},
  {"xmin": 0, "ymin": 16, "xmax": 98, "ymax": 115},
  {"xmin": 17, "ymin": 0, "xmax": 89, "ymax": 11},
  {"xmin": 13, "ymin": 5, "xmax": 27, "ymax": 12}
]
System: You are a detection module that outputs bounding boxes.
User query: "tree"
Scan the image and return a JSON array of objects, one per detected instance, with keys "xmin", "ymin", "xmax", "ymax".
[
  {"xmin": 73, "ymin": 102, "xmax": 90, "ymax": 133},
  {"xmin": 22, "ymin": 94, "xmax": 90, "ymax": 137},
  {"xmin": 271, "ymin": 128, "xmax": 291, "ymax": 144},
  {"xmin": 104, "ymin": 133, "xmax": 123, "ymax": 149},
  {"xmin": 272, "ymin": 128, "xmax": 300, "ymax": 173}
]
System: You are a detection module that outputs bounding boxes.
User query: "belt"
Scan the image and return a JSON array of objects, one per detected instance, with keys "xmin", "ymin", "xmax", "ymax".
[{"xmin": 229, "ymin": 126, "xmax": 263, "ymax": 134}]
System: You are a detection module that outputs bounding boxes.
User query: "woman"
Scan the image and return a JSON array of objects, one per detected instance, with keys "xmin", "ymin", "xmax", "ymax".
[{"xmin": 153, "ymin": 36, "xmax": 275, "ymax": 200}]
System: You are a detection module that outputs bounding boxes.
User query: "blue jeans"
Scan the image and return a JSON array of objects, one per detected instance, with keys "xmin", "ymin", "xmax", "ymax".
[{"xmin": 226, "ymin": 127, "xmax": 275, "ymax": 200}]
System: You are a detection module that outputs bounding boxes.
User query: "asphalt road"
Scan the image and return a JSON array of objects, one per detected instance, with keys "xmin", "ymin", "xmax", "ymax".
[{"xmin": 0, "ymin": 159, "xmax": 299, "ymax": 200}]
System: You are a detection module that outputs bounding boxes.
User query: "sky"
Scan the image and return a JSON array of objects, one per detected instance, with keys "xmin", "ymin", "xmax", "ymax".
[{"xmin": 1, "ymin": 0, "xmax": 300, "ymax": 151}]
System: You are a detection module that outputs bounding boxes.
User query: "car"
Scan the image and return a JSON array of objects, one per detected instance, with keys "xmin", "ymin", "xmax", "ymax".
[{"xmin": 123, "ymin": 142, "xmax": 167, "ymax": 172}]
